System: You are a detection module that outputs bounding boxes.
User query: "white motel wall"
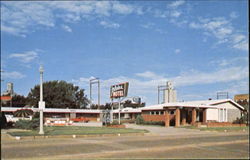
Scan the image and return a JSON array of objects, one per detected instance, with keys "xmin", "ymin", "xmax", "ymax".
[{"xmin": 207, "ymin": 101, "xmax": 243, "ymax": 122}]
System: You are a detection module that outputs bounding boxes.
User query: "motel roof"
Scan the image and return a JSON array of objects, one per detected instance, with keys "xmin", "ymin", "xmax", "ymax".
[
  {"xmin": 1, "ymin": 107, "xmax": 101, "ymax": 114},
  {"xmin": 141, "ymin": 103, "xmax": 215, "ymax": 111},
  {"xmin": 1, "ymin": 107, "xmax": 141, "ymax": 114},
  {"xmin": 113, "ymin": 107, "xmax": 141, "ymax": 113},
  {"xmin": 181, "ymin": 99, "xmax": 245, "ymax": 110},
  {"xmin": 141, "ymin": 99, "xmax": 245, "ymax": 111}
]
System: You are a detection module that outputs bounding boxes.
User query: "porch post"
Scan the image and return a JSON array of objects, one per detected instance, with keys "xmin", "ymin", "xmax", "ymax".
[
  {"xmin": 165, "ymin": 109, "xmax": 170, "ymax": 127},
  {"xmin": 181, "ymin": 108, "xmax": 186, "ymax": 126},
  {"xmin": 175, "ymin": 108, "xmax": 180, "ymax": 127},
  {"xmin": 202, "ymin": 108, "xmax": 207, "ymax": 124},
  {"xmin": 192, "ymin": 108, "xmax": 197, "ymax": 125}
]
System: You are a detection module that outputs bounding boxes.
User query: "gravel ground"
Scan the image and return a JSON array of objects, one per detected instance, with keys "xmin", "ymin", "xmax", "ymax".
[{"xmin": 1, "ymin": 125, "xmax": 249, "ymax": 159}]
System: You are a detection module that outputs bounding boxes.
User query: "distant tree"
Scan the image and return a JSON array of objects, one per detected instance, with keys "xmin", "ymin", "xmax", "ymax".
[
  {"xmin": 99, "ymin": 103, "xmax": 112, "ymax": 110},
  {"xmin": 27, "ymin": 80, "xmax": 89, "ymax": 109},
  {"xmin": 1, "ymin": 94, "xmax": 27, "ymax": 107},
  {"xmin": 12, "ymin": 95, "xmax": 28, "ymax": 107},
  {"xmin": 90, "ymin": 104, "xmax": 98, "ymax": 110}
]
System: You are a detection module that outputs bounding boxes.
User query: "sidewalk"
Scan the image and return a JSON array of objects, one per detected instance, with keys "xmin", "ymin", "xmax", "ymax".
[{"xmin": 125, "ymin": 123, "xmax": 218, "ymax": 136}]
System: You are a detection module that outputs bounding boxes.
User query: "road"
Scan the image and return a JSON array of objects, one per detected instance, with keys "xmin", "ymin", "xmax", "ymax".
[{"xmin": 1, "ymin": 127, "xmax": 249, "ymax": 159}]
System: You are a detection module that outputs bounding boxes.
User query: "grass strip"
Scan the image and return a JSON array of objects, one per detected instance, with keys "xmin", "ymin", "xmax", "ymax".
[{"xmin": 8, "ymin": 126, "xmax": 148, "ymax": 137}]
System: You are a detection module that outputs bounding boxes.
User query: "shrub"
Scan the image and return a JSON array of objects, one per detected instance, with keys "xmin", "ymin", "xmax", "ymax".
[
  {"xmin": 143, "ymin": 121, "xmax": 165, "ymax": 126},
  {"xmin": 15, "ymin": 118, "xmax": 40, "ymax": 130},
  {"xmin": 136, "ymin": 115, "xmax": 144, "ymax": 124},
  {"xmin": 111, "ymin": 120, "xmax": 119, "ymax": 125},
  {"xmin": 233, "ymin": 115, "xmax": 248, "ymax": 124},
  {"xmin": 15, "ymin": 119, "xmax": 32, "ymax": 130},
  {"xmin": 6, "ymin": 121, "xmax": 15, "ymax": 128},
  {"xmin": 121, "ymin": 119, "xmax": 135, "ymax": 124}
]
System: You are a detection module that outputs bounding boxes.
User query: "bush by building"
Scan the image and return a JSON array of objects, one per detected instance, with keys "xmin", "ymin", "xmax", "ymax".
[
  {"xmin": 143, "ymin": 121, "xmax": 165, "ymax": 126},
  {"xmin": 136, "ymin": 115, "xmax": 144, "ymax": 124},
  {"xmin": 14, "ymin": 112, "xmax": 40, "ymax": 130}
]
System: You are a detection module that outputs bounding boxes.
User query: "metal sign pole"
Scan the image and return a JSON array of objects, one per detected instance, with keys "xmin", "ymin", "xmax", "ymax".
[
  {"xmin": 111, "ymin": 98, "xmax": 113, "ymax": 123},
  {"xmin": 118, "ymin": 97, "xmax": 121, "ymax": 124}
]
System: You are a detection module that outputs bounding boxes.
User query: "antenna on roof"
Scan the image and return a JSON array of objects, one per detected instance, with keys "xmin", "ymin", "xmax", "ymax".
[{"xmin": 217, "ymin": 92, "xmax": 229, "ymax": 99}]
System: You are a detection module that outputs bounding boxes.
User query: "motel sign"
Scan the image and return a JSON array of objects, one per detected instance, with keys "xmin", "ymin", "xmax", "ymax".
[{"xmin": 110, "ymin": 82, "xmax": 129, "ymax": 99}]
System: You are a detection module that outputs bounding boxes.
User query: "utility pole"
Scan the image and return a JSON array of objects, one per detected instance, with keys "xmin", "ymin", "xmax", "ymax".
[{"xmin": 157, "ymin": 85, "xmax": 168, "ymax": 104}]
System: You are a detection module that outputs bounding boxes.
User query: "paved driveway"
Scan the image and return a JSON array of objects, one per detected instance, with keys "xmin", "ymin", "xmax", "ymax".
[{"xmin": 125, "ymin": 123, "xmax": 217, "ymax": 136}]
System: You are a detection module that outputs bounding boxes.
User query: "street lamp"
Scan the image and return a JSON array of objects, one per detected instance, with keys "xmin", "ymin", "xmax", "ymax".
[{"xmin": 39, "ymin": 65, "xmax": 45, "ymax": 135}]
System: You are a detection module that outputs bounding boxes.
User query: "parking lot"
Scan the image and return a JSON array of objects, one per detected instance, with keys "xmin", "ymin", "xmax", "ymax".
[{"xmin": 1, "ymin": 125, "xmax": 249, "ymax": 159}]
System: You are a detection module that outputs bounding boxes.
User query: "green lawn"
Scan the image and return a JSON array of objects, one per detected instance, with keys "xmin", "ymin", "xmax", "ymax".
[
  {"xmin": 7, "ymin": 126, "xmax": 148, "ymax": 137},
  {"xmin": 180, "ymin": 125, "xmax": 249, "ymax": 132},
  {"xmin": 199, "ymin": 126, "xmax": 249, "ymax": 132}
]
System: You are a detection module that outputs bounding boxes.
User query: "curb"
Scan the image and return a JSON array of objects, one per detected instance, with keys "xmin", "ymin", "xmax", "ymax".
[{"xmin": 7, "ymin": 132, "xmax": 146, "ymax": 140}]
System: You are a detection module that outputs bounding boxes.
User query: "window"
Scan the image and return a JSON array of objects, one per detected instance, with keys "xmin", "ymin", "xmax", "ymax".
[
  {"xmin": 156, "ymin": 111, "xmax": 159, "ymax": 115},
  {"xmin": 170, "ymin": 111, "xmax": 175, "ymax": 115},
  {"xmin": 161, "ymin": 111, "xmax": 164, "ymax": 115}
]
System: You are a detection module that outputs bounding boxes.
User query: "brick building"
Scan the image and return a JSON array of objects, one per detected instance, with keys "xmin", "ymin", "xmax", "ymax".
[{"xmin": 141, "ymin": 99, "xmax": 245, "ymax": 127}]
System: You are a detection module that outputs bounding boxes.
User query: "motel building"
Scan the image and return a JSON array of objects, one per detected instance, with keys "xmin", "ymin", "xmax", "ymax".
[
  {"xmin": 141, "ymin": 99, "xmax": 246, "ymax": 127},
  {"xmin": 1, "ymin": 82, "xmax": 246, "ymax": 126},
  {"xmin": 1, "ymin": 98, "xmax": 246, "ymax": 127}
]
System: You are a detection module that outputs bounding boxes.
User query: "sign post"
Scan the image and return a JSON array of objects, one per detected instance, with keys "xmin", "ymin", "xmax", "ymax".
[{"xmin": 110, "ymin": 82, "xmax": 129, "ymax": 124}]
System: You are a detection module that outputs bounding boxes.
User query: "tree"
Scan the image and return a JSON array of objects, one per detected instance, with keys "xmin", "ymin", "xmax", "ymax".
[
  {"xmin": 12, "ymin": 95, "xmax": 28, "ymax": 107},
  {"xmin": 27, "ymin": 80, "xmax": 89, "ymax": 109},
  {"xmin": 1, "ymin": 94, "xmax": 28, "ymax": 107}
]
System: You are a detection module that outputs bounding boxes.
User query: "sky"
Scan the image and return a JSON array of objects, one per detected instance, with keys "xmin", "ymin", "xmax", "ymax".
[{"xmin": 1, "ymin": 0, "xmax": 249, "ymax": 106}]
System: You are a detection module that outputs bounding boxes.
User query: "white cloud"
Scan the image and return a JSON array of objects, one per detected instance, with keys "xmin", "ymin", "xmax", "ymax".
[
  {"xmin": 168, "ymin": 0, "xmax": 185, "ymax": 8},
  {"xmin": 112, "ymin": 2, "xmax": 134, "ymax": 15},
  {"xmin": 230, "ymin": 12, "xmax": 238, "ymax": 19},
  {"xmin": 172, "ymin": 66, "xmax": 248, "ymax": 87},
  {"xmin": 141, "ymin": 22, "xmax": 155, "ymax": 29},
  {"xmin": 175, "ymin": 49, "xmax": 181, "ymax": 54},
  {"xmin": 231, "ymin": 34, "xmax": 248, "ymax": 51},
  {"xmin": 72, "ymin": 65, "xmax": 248, "ymax": 105},
  {"xmin": 210, "ymin": 57, "xmax": 248, "ymax": 67},
  {"xmin": 2, "ymin": 71, "xmax": 26, "ymax": 79},
  {"xmin": 189, "ymin": 22, "xmax": 202, "ymax": 29},
  {"xmin": 61, "ymin": 25, "xmax": 72, "ymax": 32},
  {"xmin": 170, "ymin": 10, "xmax": 181, "ymax": 17},
  {"xmin": 9, "ymin": 51, "xmax": 38, "ymax": 63},
  {"xmin": 189, "ymin": 17, "xmax": 248, "ymax": 51},
  {"xmin": 155, "ymin": 28, "xmax": 167, "ymax": 34},
  {"xmin": 135, "ymin": 71, "xmax": 164, "ymax": 79},
  {"xmin": 223, "ymin": 80, "xmax": 249, "ymax": 95},
  {"xmin": 100, "ymin": 21, "xmax": 120, "ymax": 29},
  {"xmin": 1, "ymin": 1, "xmax": 142, "ymax": 37}
]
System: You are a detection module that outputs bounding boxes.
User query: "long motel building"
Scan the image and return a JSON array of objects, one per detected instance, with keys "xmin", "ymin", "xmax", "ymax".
[{"xmin": 1, "ymin": 98, "xmax": 246, "ymax": 127}]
